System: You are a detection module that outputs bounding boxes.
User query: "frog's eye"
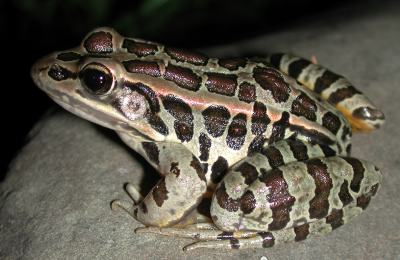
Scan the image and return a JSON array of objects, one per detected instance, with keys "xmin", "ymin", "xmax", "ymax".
[{"xmin": 79, "ymin": 63, "xmax": 115, "ymax": 95}]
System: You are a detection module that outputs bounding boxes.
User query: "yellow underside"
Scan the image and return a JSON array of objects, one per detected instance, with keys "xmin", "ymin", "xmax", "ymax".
[{"xmin": 337, "ymin": 105, "xmax": 374, "ymax": 133}]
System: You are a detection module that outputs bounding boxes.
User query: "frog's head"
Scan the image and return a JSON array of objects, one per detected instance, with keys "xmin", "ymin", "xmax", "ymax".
[{"xmin": 31, "ymin": 27, "xmax": 167, "ymax": 141}]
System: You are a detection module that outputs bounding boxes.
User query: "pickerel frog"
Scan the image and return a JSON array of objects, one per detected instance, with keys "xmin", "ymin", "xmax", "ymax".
[{"xmin": 31, "ymin": 28, "xmax": 385, "ymax": 250}]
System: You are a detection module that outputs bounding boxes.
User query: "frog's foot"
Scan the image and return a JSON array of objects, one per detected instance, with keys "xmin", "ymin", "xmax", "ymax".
[
  {"xmin": 111, "ymin": 183, "xmax": 143, "ymax": 217},
  {"xmin": 136, "ymin": 223, "xmax": 218, "ymax": 236},
  {"xmin": 135, "ymin": 225, "xmax": 262, "ymax": 251},
  {"xmin": 182, "ymin": 231, "xmax": 274, "ymax": 251},
  {"xmin": 142, "ymin": 222, "xmax": 318, "ymax": 251}
]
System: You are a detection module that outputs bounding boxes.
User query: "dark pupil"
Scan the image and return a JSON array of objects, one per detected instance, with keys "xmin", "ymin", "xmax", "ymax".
[{"xmin": 81, "ymin": 68, "xmax": 112, "ymax": 94}]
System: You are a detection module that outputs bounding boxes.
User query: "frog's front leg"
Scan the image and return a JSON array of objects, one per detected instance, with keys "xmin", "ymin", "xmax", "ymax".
[{"xmin": 112, "ymin": 141, "xmax": 207, "ymax": 227}]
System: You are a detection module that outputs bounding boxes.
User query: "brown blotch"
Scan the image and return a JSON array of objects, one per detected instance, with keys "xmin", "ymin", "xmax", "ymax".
[
  {"xmin": 258, "ymin": 231, "xmax": 275, "ymax": 248},
  {"xmin": 83, "ymin": 31, "xmax": 113, "ymax": 54},
  {"xmin": 287, "ymin": 139, "xmax": 309, "ymax": 161},
  {"xmin": 226, "ymin": 113, "xmax": 247, "ymax": 150},
  {"xmin": 370, "ymin": 183, "xmax": 379, "ymax": 196},
  {"xmin": 161, "ymin": 95, "xmax": 193, "ymax": 122},
  {"xmin": 122, "ymin": 39, "xmax": 158, "ymax": 57},
  {"xmin": 253, "ymin": 67, "xmax": 291, "ymax": 103},
  {"xmin": 152, "ymin": 179, "xmax": 169, "ymax": 207},
  {"xmin": 161, "ymin": 95, "xmax": 194, "ymax": 142},
  {"xmin": 327, "ymin": 86, "xmax": 362, "ymax": 105},
  {"xmin": 146, "ymin": 113, "xmax": 169, "ymax": 135},
  {"xmin": 235, "ymin": 162, "xmax": 259, "ymax": 185},
  {"xmin": 338, "ymin": 180, "xmax": 353, "ymax": 206},
  {"xmin": 251, "ymin": 102, "xmax": 270, "ymax": 135},
  {"xmin": 56, "ymin": 52, "xmax": 81, "ymax": 61},
  {"xmin": 197, "ymin": 197, "xmax": 212, "ymax": 218},
  {"xmin": 164, "ymin": 65, "xmax": 201, "ymax": 91},
  {"xmin": 170, "ymin": 162, "xmax": 180, "ymax": 177},
  {"xmin": 202, "ymin": 163, "xmax": 208, "ymax": 174},
  {"xmin": 320, "ymin": 144, "xmax": 337, "ymax": 157},
  {"xmin": 269, "ymin": 111, "xmax": 290, "ymax": 144},
  {"xmin": 261, "ymin": 146, "xmax": 284, "ymax": 168},
  {"xmin": 174, "ymin": 122, "xmax": 193, "ymax": 142},
  {"xmin": 199, "ymin": 133, "xmax": 211, "ymax": 161},
  {"xmin": 294, "ymin": 223, "xmax": 310, "ymax": 241},
  {"xmin": 205, "ymin": 72, "xmax": 238, "ymax": 96},
  {"xmin": 123, "ymin": 60, "xmax": 161, "ymax": 77},
  {"xmin": 306, "ymin": 158, "xmax": 333, "ymax": 219},
  {"xmin": 211, "ymin": 156, "xmax": 229, "ymax": 184},
  {"xmin": 259, "ymin": 168, "xmax": 296, "ymax": 230},
  {"xmin": 238, "ymin": 82, "xmax": 257, "ymax": 103},
  {"xmin": 314, "ymin": 70, "xmax": 341, "ymax": 94},
  {"xmin": 268, "ymin": 53, "xmax": 284, "ymax": 69},
  {"xmin": 247, "ymin": 135, "xmax": 267, "ymax": 155},
  {"xmin": 190, "ymin": 156, "xmax": 207, "ymax": 182},
  {"xmin": 341, "ymin": 125, "xmax": 352, "ymax": 142},
  {"xmin": 202, "ymin": 106, "xmax": 231, "ymax": 138},
  {"xmin": 218, "ymin": 57, "xmax": 247, "ymax": 71},
  {"xmin": 165, "ymin": 47, "xmax": 208, "ymax": 65},
  {"xmin": 290, "ymin": 124, "xmax": 335, "ymax": 146},
  {"xmin": 216, "ymin": 231, "xmax": 234, "ymax": 240},
  {"xmin": 141, "ymin": 142, "xmax": 160, "ymax": 165},
  {"xmin": 343, "ymin": 157, "xmax": 365, "ymax": 193},
  {"xmin": 356, "ymin": 195, "xmax": 371, "ymax": 209},
  {"xmin": 325, "ymin": 209, "xmax": 344, "ymax": 230},
  {"xmin": 288, "ymin": 58, "xmax": 312, "ymax": 78},
  {"xmin": 215, "ymin": 182, "xmax": 240, "ymax": 212},
  {"xmin": 322, "ymin": 111, "xmax": 341, "ymax": 135},
  {"xmin": 216, "ymin": 231, "xmax": 240, "ymax": 249},
  {"xmin": 291, "ymin": 92, "xmax": 317, "ymax": 121},
  {"xmin": 346, "ymin": 144, "xmax": 352, "ymax": 156},
  {"xmin": 240, "ymin": 190, "xmax": 257, "ymax": 214}
]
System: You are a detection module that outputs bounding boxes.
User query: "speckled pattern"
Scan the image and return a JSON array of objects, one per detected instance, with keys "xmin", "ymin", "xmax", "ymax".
[
  {"xmin": 30, "ymin": 22, "xmax": 384, "ymax": 250},
  {"xmin": 2, "ymin": 1, "xmax": 400, "ymax": 258}
]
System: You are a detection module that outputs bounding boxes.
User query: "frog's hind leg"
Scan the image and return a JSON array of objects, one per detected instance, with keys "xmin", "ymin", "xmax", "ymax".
[
  {"xmin": 135, "ymin": 152, "xmax": 381, "ymax": 250},
  {"xmin": 183, "ymin": 201, "xmax": 369, "ymax": 250},
  {"xmin": 205, "ymin": 145, "xmax": 381, "ymax": 250},
  {"xmin": 138, "ymin": 201, "xmax": 378, "ymax": 251},
  {"xmin": 268, "ymin": 53, "xmax": 385, "ymax": 132},
  {"xmin": 132, "ymin": 139, "xmax": 331, "ymax": 237}
]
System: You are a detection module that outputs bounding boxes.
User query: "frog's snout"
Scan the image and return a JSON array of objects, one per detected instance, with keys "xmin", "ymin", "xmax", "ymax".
[
  {"xmin": 31, "ymin": 57, "xmax": 50, "ymax": 89},
  {"xmin": 31, "ymin": 53, "xmax": 78, "ymax": 93}
]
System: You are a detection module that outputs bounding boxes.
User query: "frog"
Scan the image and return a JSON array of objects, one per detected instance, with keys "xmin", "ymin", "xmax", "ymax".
[{"xmin": 31, "ymin": 27, "xmax": 384, "ymax": 250}]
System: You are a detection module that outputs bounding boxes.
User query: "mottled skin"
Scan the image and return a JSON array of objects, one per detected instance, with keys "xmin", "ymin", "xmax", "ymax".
[{"xmin": 31, "ymin": 27, "xmax": 384, "ymax": 250}]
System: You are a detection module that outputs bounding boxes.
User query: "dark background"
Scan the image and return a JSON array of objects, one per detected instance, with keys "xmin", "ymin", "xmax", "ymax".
[{"xmin": 0, "ymin": 0, "xmax": 385, "ymax": 179}]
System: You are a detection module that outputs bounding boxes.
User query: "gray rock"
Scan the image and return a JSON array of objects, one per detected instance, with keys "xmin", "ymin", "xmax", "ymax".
[{"xmin": 1, "ymin": 2, "xmax": 400, "ymax": 259}]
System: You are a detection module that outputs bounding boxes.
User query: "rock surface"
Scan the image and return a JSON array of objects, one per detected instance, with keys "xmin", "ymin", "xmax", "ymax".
[{"xmin": 1, "ymin": 2, "xmax": 400, "ymax": 259}]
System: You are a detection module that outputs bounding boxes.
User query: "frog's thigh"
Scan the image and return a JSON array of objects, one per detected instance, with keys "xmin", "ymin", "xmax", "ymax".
[
  {"xmin": 134, "ymin": 140, "xmax": 331, "ymax": 241},
  {"xmin": 203, "ymin": 156, "xmax": 381, "ymax": 249},
  {"xmin": 113, "ymin": 142, "xmax": 207, "ymax": 227}
]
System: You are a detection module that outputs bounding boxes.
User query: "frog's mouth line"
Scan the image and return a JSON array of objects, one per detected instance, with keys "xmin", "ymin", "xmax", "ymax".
[
  {"xmin": 43, "ymin": 85, "xmax": 131, "ymax": 131},
  {"xmin": 43, "ymin": 86, "xmax": 154, "ymax": 141}
]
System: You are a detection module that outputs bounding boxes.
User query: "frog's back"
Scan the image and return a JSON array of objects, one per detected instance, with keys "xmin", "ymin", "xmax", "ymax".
[
  {"xmin": 110, "ymin": 32, "xmax": 351, "ymax": 157},
  {"xmin": 32, "ymin": 27, "xmax": 352, "ymax": 166}
]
